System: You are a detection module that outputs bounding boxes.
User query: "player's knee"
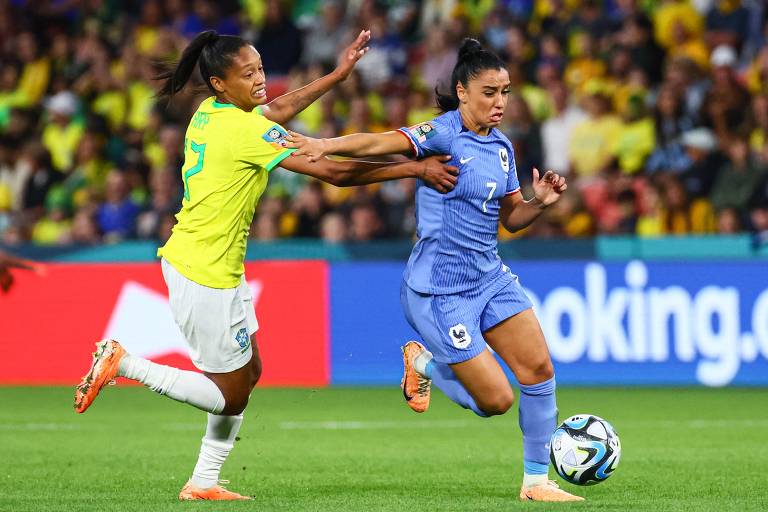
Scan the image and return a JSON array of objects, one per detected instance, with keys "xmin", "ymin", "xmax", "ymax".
[
  {"xmin": 478, "ymin": 389, "xmax": 515, "ymax": 416},
  {"xmin": 521, "ymin": 358, "xmax": 554, "ymax": 384},
  {"xmin": 532, "ymin": 359, "xmax": 555, "ymax": 382},
  {"xmin": 220, "ymin": 390, "xmax": 250, "ymax": 415},
  {"xmin": 221, "ymin": 396, "xmax": 249, "ymax": 416}
]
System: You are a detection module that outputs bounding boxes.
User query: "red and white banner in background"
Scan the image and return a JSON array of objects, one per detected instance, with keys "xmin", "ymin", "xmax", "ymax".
[{"xmin": 0, "ymin": 261, "xmax": 330, "ymax": 386}]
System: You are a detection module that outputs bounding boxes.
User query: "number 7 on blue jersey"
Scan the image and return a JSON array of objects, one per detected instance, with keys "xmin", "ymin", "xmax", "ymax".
[
  {"xmin": 482, "ymin": 182, "xmax": 497, "ymax": 213},
  {"xmin": 183, "ymin": 140, "xmax": 206, "ymax": 201}
]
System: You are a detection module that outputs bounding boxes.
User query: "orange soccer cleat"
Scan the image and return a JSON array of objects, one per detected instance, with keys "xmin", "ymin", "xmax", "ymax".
[
  {"xmin": 519, "ymin": 480, "xmax": 585, "ymax": 502},
  {"xmin": 73, "ymin": 339, "xmax": 126, "ymax": 413},
  {"xmin": 179, "ymin": 480, "xmax": 251, "ymax": 501},
  {"xmin": 401, "ymin": 341, "xmax": 431, "ymax": 413}
]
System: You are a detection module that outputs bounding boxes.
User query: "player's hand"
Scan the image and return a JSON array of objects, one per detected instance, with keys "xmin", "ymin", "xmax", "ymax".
[
  {"xmin": 286, "ymin": 131, "xmax": 330, "ymax": 162},
  {"xmin": 419, "ymin": 155, "xmax": 459, "ymax": 194},
  {"xmin": 531, "ymin": 167, "xmax": 567, "ymax": 207},
  {"xmin": 0, "ymin": 250, "xmax": 45, "ymax": 294},
  {"xmin": 333, "ymin": 30, "xmax": 371, "ymax": 81}
]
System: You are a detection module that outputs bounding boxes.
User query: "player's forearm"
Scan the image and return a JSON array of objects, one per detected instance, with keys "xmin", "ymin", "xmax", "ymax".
[
  {"xmin": 325, "ymin": 132, "xmax": 405, "ymax": 158},
  {"xmin": 502, "ymin": 198, "xmax": 547, "ymax": 232},
  {"xmin": 263, "ymin": 71, "xmax": 343, "ymax": 125},
  {"xmin": 332, "ymin": 159, "xmax": 421, "ymax": 186}
]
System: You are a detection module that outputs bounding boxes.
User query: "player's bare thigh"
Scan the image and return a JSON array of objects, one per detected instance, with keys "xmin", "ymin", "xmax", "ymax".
[
  {"xmin": 449, "ymin": 349, "xmax": 515, "ymax": 416},
  {"xmin": 483, "ymin": 308, "xmax": 554, "ymax": 385}
]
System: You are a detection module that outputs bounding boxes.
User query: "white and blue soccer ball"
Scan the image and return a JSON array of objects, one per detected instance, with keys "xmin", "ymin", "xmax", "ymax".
[{"xmin": 549, "ymin": 414, "xmax": 621, "ymax": 486}]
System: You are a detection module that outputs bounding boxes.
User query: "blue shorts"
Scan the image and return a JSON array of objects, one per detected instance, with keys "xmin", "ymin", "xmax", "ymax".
[{"xmin": 400, "ymin": 273, "xmax": 533, "ymax": 364}]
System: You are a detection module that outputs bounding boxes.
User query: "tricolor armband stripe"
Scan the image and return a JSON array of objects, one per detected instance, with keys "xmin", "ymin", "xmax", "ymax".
[{"xmin": 396, "ymin": 128, "xmax": 420, "ymax": 158}]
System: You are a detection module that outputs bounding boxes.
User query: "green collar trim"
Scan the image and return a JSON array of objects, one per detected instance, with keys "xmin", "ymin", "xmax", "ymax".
[{"xmin": 212, "ymin": 99, "xmax": 237, "ymax": 109}]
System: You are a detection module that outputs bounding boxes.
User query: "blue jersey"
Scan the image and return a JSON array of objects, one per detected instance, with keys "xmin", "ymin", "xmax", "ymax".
[{"xmin": 398, "ymin": 110, "xmax": 521, "ymax": 294}]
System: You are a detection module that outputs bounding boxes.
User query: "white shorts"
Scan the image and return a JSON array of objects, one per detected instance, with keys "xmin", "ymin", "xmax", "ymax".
[{"xmin": 161, "ymin": 258, "xmax": 258, "ymax": 373}]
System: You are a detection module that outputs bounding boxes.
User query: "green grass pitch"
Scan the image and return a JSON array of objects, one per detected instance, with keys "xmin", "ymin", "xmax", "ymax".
[{"xmin": 1, "ymin": 386, "xmax": 767, "ymax": 511}]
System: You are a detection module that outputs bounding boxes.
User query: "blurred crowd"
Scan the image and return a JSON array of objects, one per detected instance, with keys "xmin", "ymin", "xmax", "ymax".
[{"xmin": 2, "ymin": 0, "xmax": 768, "ymax": 247}]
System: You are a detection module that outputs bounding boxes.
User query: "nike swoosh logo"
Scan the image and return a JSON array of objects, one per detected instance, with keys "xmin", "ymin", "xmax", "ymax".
[
  {"xmin": 402, "ymin": 373, "xmax": 414, "ymax": 401},
  {"xmin": 459, "ymin": 156, "xmax": 474, "ymax": 164}
]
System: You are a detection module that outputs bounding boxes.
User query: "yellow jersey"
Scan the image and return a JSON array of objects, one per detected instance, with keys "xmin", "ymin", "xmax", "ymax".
[{"xmin": 158, "ymin": 97, "xmax": 296, "ymax": 288}]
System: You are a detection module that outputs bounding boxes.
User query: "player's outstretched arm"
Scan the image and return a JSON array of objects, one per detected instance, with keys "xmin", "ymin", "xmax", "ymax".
[
  {"xmin": 0, "ymin": 250, "xmax": 44, "ymax": 294},
  {"xmin": 260, "ymin": 30, "xmax": 371, "ymax": 125},
  {"xmin": 285, "ymin": 130, "xmax": 414, "ymax": 162},
  {"xmin": 279, "ymin": 154, "xmax": 458, "ymax": 193},
  {"xmin": 500, "ymin": 168, "xmax": 567, "ymax": 233}
]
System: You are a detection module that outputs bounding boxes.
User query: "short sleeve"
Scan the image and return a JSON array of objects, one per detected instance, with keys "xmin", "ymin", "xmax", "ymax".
[
  {"xmin": 397, "ymin": 119, "xmax": 452, "ymax": 158},
  {"xmin": 235, "ymin": 116, "xmax": 296, "ymax": 172},
  {"xmin": 505, "ymin": 147, "xmax": 521, "ymax": 195}
]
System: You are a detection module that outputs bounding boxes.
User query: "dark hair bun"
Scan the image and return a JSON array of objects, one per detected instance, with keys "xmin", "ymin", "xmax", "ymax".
[{"xmin": 458, "ymin": 38, "xmax": 483, "ymax": 61}]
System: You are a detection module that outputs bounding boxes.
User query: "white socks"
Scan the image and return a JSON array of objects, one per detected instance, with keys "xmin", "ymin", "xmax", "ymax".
[
  {"xmin": 117, "ymin": 352, "xmax": 242, "ymax": 490},
  {"xmin": 413, "ymin": 349, "xmax": 433, "ymax": 377},
  {"xmin": 190, "ymin": 413, "xmax": 244, "ymax": 489},
  {"xmin": 118, "ymin": 353, "xmax": 225, "ymax": 414},
  {"xmin": 522, "ymin": 473, "xmax": 549, "ymax": 488}
]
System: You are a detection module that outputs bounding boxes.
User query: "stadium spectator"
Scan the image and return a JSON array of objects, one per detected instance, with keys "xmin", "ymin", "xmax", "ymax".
[
  {"xmin": 31, "ymin": 186, "xmax": 72, "ymax": 245},
  {"xmin": 41, "ymin": 91, "xmax": 82, "ymax": 173},
  {"xmin": 541, "ymin": 81, "xmax": 585, "ymax": 176},
  {"xmin": 293, "ymin": 180, "xmax": 330, "ymax": 238},
  {"xmin": 710, "ymin": 138, "xmax": 766, "ymax": 214},
  {"xmin": 136, "ymin": 168, "xmax": 182, "ymax": 240},
  {"xmin": 320, "ymin": 211, "xmax": 348, "ymax": 243},
  {"xmin": 421, "ymin": 26, "xmax": 457, "ymax": 93},
  {"xmin": 702, "ymin": 45, "xmax": 751, "ymax": 140},
  {"xmin": 13, "ymin": 32, "xmax": 50, "ymax": 108},
  {"xmin": 19, "ymin": 143, "xmax": 60, "ymax": 215},
  {"xmin": 679, "ymin": 127, "xmax": 726, "ymax": 199},
  {"xmin": 252, "ymin": 211, "xmax": 280, "ymax": 241},
  {"xmin": 70, "ymin": 208, "xmax": 101, "ymax": 245},
  {"xmin": 301, "ymin": 0, "xmax": 349, "ymax": 68},
  {"xmin": 568, "ymin": 84, "xmax": 621, "ymax": 181},
  {"xmin": 348, "ymin": 203, "xmax": 383, "ymax": 241},
  {"xmin": 613, "ymin": 93, "xmax": 655, "ymax": 175},
  {"xmin": 705, "ymin": 0, "xmax": 750, "ymax": 52},
  {"xmin": 647, "ymin": 85, "xmax": 695, "ymax": 173},
  {"xmin": 716, "ymin": 206, "xmax": 743, "ymax": 233},
  {"xmin": 255, "ymin": 0, "xmax": 303, "ymax": 76},
  {"xmin": 96, "ymin": 170, "xmax": 140, "ymax": 242}
]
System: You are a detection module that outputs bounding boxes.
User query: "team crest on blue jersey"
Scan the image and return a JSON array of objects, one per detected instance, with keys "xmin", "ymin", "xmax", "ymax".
[
  {"xmin": 499, "ymin": 148, "xmax": 509, "ymax": 173},
  {"xmin": 262, "ymin": 125, "xmax": 289, "ymax": 148},
  {"xmin": 235, "ymin": 327, "xmax": 250, "ymax": 350},
  {"xmin": 408, "ymin": 122, "xmax": 436, "ymax": 144},
  {"xmin": 448, "ymin": 323, "xmax": 471, "ymax": 349}
]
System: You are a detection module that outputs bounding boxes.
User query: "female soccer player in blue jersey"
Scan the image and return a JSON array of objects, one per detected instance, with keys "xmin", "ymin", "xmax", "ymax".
[
  {"xmin": 72, "ymin": 30, "xmax": 458, "ymax": 501},
  {"xmin": 287, "ymin": 38, "xmax": 582, "ymax": 502}
]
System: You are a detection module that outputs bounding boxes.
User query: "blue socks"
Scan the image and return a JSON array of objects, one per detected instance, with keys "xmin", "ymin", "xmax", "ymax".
[
  {"xmin": 518, "ymin": 377, "xmax": 557, "ymax": 474},
  {"xmin": 426, "ymin": 360, "xmax": 488, "ymax": 417}
]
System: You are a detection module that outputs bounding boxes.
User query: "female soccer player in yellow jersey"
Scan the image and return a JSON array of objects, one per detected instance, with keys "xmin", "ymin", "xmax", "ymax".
[{"xmin": 73, "ymin": 30, "xmax": 458, "ymax": 501}]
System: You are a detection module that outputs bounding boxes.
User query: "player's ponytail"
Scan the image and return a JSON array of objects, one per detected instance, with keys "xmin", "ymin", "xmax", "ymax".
[
  {"xmin": 156, "ymin": 31, "xmax": 250, "ymax": 99},
  {"xmin": 435, "ymin": 38, "xmax": 506, "ymax": 113}
]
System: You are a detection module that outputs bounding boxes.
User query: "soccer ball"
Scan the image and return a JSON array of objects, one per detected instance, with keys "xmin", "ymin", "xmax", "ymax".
[{"xmin": 549, "ymin": 414, "xmax": 621, "ymax": 486}]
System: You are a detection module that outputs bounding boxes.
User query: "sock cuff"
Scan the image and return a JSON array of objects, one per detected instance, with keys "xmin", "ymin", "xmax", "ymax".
[
  {"xmin": 424, "ymin": 359, "xmax": 435, "ymax": 380},
  {"xmin": 210, "ymin": 395, "xmax": 225, "ymax": 415},
  {"xmin": 524, "ymin": 460, "xmax": 549, "ymax": 475},
  {"xmin": 519, "ymin": 376, "xmax": 556, "ymax": 396}
]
